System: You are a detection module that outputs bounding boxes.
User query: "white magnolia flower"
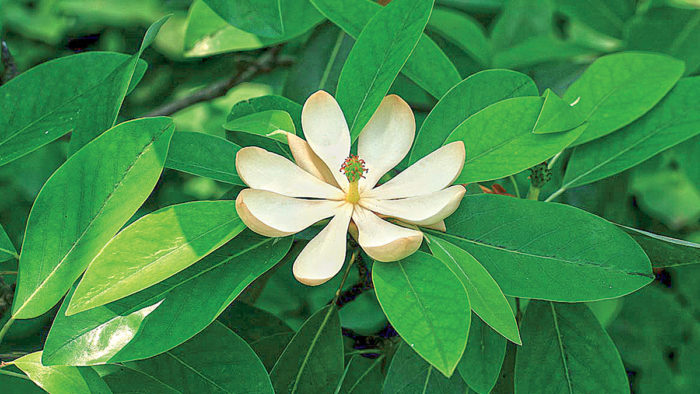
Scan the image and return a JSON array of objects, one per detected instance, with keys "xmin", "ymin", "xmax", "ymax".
[{"xmin": 235, "ymin": 91, "xmax": 466, "ymax": 285}]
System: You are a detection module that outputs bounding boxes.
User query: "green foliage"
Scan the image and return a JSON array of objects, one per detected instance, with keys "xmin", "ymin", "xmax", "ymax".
[{"xmin": 1, "ymin": 1, "xmax": 699, "ymax": 392}]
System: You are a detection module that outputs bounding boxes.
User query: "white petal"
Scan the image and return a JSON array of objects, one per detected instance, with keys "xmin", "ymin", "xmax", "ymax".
[
  {"xmin": 301, "ymin": 91, "xmax": 351, "ymax": 191},
  {"xmin": 352, "ymin": 206, "xmax": 423, "ymax": 262},
  {"xmin": 236, "ymin": 189, "xmax": 343, "ymax": 237},
  {"xmin": 358, "ymin": 95, "xmax": 415, "ymax": 192},
  {"xmin": 422, "ymin": 220, "xmax": 446, "ymax": 232},
  {"xmin": 286, "ymin": 132, "xmax": 339, "ymax": 187},
  {"xmin": 360, "ymin": 185, "xmax": 465, "ymax": 226},
  {"xmin": 363, "ymin": 141, "xmax": 465, "ymax": 200},
  {"xmin": 293, "ymin": 203, "xmax": 354, "ymax": 286},
  {"xmin": 236, "ymin": 146, "xmax": 344, "ymax": 199}
]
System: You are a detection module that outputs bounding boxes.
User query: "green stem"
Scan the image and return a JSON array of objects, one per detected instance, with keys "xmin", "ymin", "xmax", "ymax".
[
  {"xmin": 544, "ymin": 187, "xmax": 566, "ymax": 202},
  {"xmin": 0, "ymin": 317, "xmax": 15, "ymax": 346},
  {"xmin": 334, "ymin": 249, "xmax": 359, "ymax": 304},
  {"xmin": 548, "ymin": 151, "xmax": 563, "ymax": 170},
  {"xmin": 526, "ymin": 186, "xmax": 540, "ymax": 201},
  {"xmin": 509, "ymin": 176, "xmax": 521, "ymax": 198},
  {"xmin": 0, "ymin": 368, "xmax": 30, "ymax": 380},
  {"xmin": 345, "ymin": 349, "xmax": 381, "ymax": 356},
  {"xmin": 0, "ymin": 271, "xmax": 17, "ymax": 275}
]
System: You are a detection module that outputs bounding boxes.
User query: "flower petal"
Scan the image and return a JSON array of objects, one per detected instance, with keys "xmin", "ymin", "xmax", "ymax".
[
  {"xmin": 293, "ymin": 203, "xmax": 354, "ymax": 286},
  {"xmin": 363, "ymin": 141, "xmax": 465, "ymax": 200},
  {"xmin": 358, "ymin": 95, "xmax": 415, "ymax": 192},
  {"xmin": 352, "ymin": 206, "xmax": 423, "ymax": 262},
  {"xmin": 360, "ymin": 185, "xmax": 466, "ymax": 226},
  {"xmin": 236, "ymin": 146, "xmax": 344, "ymax": 199},
  {"xmin": 301, "ymin": 91, "xmax": 351, "ymax": 190},
  {"xmin": 422, "ymin": 220, "xmax": 446, "ymax": 232},
  {"xmin": 286, "ymin": 132, "xmax": 339, "ymax": 187},
  {"xmin": 236, "ymin": 189, "xmax": 343, "ymax": 237}
]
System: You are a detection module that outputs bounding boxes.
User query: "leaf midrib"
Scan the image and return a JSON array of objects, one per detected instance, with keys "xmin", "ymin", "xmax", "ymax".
[{"xmin": 550, "ymin": 302, "xmax": 574, "ymax": 394}]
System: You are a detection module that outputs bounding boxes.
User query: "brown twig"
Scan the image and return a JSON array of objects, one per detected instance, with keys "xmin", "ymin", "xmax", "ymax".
[
  {"xmin": 144, "ymin": 46, "xmax": 288, "ymax": 117},
  {"xmin": 1, "ymin": 41, "xmax": 18, "ymax": 85}
]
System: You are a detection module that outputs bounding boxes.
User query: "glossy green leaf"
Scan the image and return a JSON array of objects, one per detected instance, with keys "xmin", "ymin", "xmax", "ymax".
[
  {"xmin": 409, "ymin": 69, "xmax": 537, "ymax": 164},
  {"xmin": 12, "ymin": 117, "xmax": 174, "ymax": 319},
  {"xmin": 336, "ymin": 0, "xmax": 434, "ymax": 141},
  {"xmin": 311, "ymin": 0, "xmax": 460, "ymax": 99},
  {"xmin": 13, "ymin": 352, "xmax": 111, "ymax": 394},
  {"xmin": 224, "ymin": 109, "xmax": 296, "ymax": 158},
  {"xmin": 620, "ymin": 226, "xmax": 700, "ymax": 268},
  {"xmin": 533, "ymin": 89, "xmax": 585, "ymax": 134},
  {"xmin": 562, "ymin": 77, "xmax": 700, "ymax": 189},
  {"xmin": 382, "ymin": 341, "xmax": 469, "ymax": 393},
  {"xmin": 373, "ymin": 251, "xmax": 470, "ymax": 377},
  {"xmin": 102, "ymin": 366, "xmax": 179, "ymax": 394},
  {"xmin": 0, "ymin": 373, "xmax": 44, "ymax": 394},
  {"xmin": 564, "ymin": 52, "xmax": 685, "ymax": 146},
  {"xmin": 0, "ymin": 52, "xmax": 148, "ymax": 166},
  {"xmin": 128, "ymin": 321, "xmax": 273, "ymax": 393},
  {"xmin": 68, "ymin": 17, "xmax": 168, "ymax": 153},
  {"xmin": 426, "ymin": 234, "xmax": 520, "ymax": 344},
  {"xmin": 270, "ymin": 305, "xmax": 344, "ymax": 394},
  {"xmin": 283, "ymin": 24, "xmax": 353, "ymax": 103},
  {"xmin": 165, "ymin": 131, "xmax": 244, "ymax": 185},
  {"xmin": 0, "ymin": 223, "xmax": 18, "ymax": 261},
  {"xmin": 556, "ymin": 0, "xmax": 633, "ymax": 38},
  {"xmin": 626, "ymin": 7, "xmax": 700, "ymax": 75},
  {"xmin": 457, "ymin": 315, "xmax": 507, "ymax": 394},
  {"xmin": 202, "ymin": 0, "xmax": 283, "ymax": 38},
  {"xmin": 66, "ymin": 200, "xmax": 245, "ymax": 315},
  {"xmin": 227, "ymin": 95, "xmax": 303, "ymax": 136},
  {"xmin": 336, "ymin": 355, "xmax": 383, "ymax": 394},
  {"xmin": 514, "ymin": 301, "xmax": 628, "ymax": 394},
  {"xmin": 184, "ymin": 0, "xmax": 324, "ymax": 56},
  {"xmin": 442, "ymin": 194, "xmax": 653, "ymax": 301},
  {"xmin": 43, "ymin": 231, "xmax": 291, "ymax": 365},
  {"xmin": 445, "ymin": 96, "xmax": 585, "ymax": 183},
  {"xmin": 491, "ymin": 0, "xmax": 554, "ymax": 50},
  {"xmin": 427, "ymin": 7, "xmax": 491, "ymax": 66}
]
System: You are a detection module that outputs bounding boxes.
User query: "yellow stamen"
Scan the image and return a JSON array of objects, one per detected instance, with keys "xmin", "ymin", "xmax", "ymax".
[{"xmin": 346, "ymin": 180, "xmax": 360, "ymax": 204}]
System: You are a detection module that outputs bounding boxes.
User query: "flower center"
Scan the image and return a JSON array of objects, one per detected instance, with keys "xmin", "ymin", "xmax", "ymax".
[{"xmin": 340, "ymin": 155, "xmax": 367, "ymax": 204}]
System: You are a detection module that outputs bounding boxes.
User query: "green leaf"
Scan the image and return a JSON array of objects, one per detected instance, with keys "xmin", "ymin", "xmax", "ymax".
[
  {"xmin": 165, "ymin": 131, "xmax": 244, "ymax": 185},
  {"xmin": 336, "ymin": 0, "xmax": 434, "ymax": 141},
  {"xmin": 311, "ymin": 0, "xmax": 460, "ymax": 99},
  {"xmin": 457, "ymin": 315, "xmax": 507, "ymax": 394},
  {"xmin": 0, "ymin": 52, "xmax": 147, "ymax": 166},
  {"xmin": 184, "ymin": 0, "xmax": 324, "ymax": 56},
  {"xmin": 441, "ymin": 194, "xmax": 653, "ymax": 301},
  {"xmin": 67, "ymin": 16, "xmax": 168, "ymax": 154},
  {"xmin": 626, "ymin": 7, "xmax": 700, "ymax": 75},
  {"xmin": 43, "ymin": 231, "xmax": 291, "ymax": 365},
  {"xmin": 533, "ymin": 89, "xmax": 585, "ymax": 134},
  {"xmin": 127, "ymin": 321, "xmax": 273, "ymax": 393},
  {"xmin": 562, "ymin": 77, "xmax": 700, "ymax": 189},
  {"xmin": 619, "ymin": 226, "xmax": 700, "ymax": 268},
  {"xmin": 491, "ymin": 35, "xmax": 593, "ymax": 69},
  {"xmin": 283, "ymin": 24, "xmax": 354, "ymax": 103},
  {"xmin": 382, "ymin": 341, "xmax": 469, "ymax": 393},
  {"xmin": 409, "ymin": 69, "xmax": 537, "ymax": 164},
  {"xmin": 102, "ymin": 366, "xmax": 179, "ymax": 394},
  {"xmin": 227, "ymin": 95, "xmax": 303, "ymax": 136},
  {"xmin": 13, "ymin": 352, "xmax": 111, "ymax": 394},
  {"xmin": 426, "ymin": 234, "xmax": 520, "ymax": 344},
  {"xmin": 491, "ymin": 0, "xmax": 554, "ymax": 50},
  {"xmin": 335, "ymin": 355, "xmax": 384, "ymax": 394},
  {"xmin": 12, "ymin": 117, "xmax": 175, "ymax": 319},
  {"xmin": 224, "ymin": 110, "xmax": 296, "ymax": 158},
  {"xmin": 427, "ymin": 7, "xmax": 492, "ymax": 66},
  {"xmin": 556, "ymin": 0, "xmax": 633, "ymax": 38},
  {"xmin": 445, "ymin": 96, "xmax": 585, "ymax": 183},
  {"xmin": 202, "ymin": 0, "xmax": 283, "ymax": 38},
  {"xmin": 269, "ymin": 305, "xmax": 344, "ymax": 394},
  {"xmin": 564, "ymin": 52, "xmax": 685, "ymax": 146},
  {"xmin": 0, "ymin": 373, "xmax": 44, "ymax": 394},
  {"xmin": 66, "ymin": 200, "xmax": 246, "ymax": 315},
  {"xmin": 0, "ymin": 223, "xmax": 18, "ymax": 261},
  {"xmin": 514, "ymin": 301, "xmax": 628, "ymax": 394},
  {"xmin": 218, "ymin": 301, "xmax": 295, "ymax": 370},
  {"xmin": 373, "ymin": 251, "xmax": 470, "ymax": 377}
]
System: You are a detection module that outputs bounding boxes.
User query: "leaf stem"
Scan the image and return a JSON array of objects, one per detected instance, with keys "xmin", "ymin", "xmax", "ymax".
[
  {"xmin": 509, "ymin": 176, "xmax": 521, "ymax": 198},
  {"xmin": 526, "ymin": 186, "xmax": 540, "ymax": 201},
  {"xmin": 0, "ymin": 368, "xmax": 30, "ymax": 380},
  {"xmin": 0, "ymin": 317, "xmax": 15, "ymax": 347},
  {"xmin": 544, "ymin": 187, "xmax": 566, "ymax": 202},
  {"xmin": 0, "ymin": 271, "xmax": 17, "ymax": 275},
  {"xmin": 548, "ymin": 151, "xmax": 563, "ymax": 170},
  {"xmin": 334, "ymin": 249, "xmax": 359, "ymax": 304}
]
